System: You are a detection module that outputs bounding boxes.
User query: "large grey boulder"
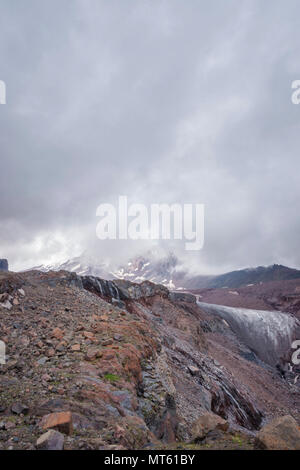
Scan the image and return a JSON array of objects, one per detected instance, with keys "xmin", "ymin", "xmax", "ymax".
[{"xmin": 36, "ymin": 430, "xmax": 64, "ymax": 450}]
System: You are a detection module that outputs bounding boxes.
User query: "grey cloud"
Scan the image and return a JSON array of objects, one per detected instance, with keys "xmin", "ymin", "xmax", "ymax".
[{"xmin": 0, "ymin": 0, "xmax": 299, "ymax": 272}]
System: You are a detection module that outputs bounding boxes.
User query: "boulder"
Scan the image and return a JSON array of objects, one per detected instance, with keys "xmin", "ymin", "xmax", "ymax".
[
  {"xmin": 187, "ymin": 365, "xmax": 200, "ymax": 376},
  {"xmin": 157, "ymin": 395, "xmax": 179, "ymax": 443},
  {"xmin": 113, "ymin": 279, "xmax": 169, "ymax": 300},
  {"xmin": 52, "ymin": 327, "xmax": 64, "ymax": 340},
  {"xmin": 254, "ymin": 415, "xmax": 300, "ymax": 450},
  {"xmin": 191, "ymin": 412, "xmax": 229, "ymax": 442},
  {"xmin": 41, "ymin": 411, "xmax": 73, "ymax": 435},
  {"xmin": 85, "ymin": 347, "xmax": 100, "ymax": 361},
  {"xmin": 11, "ymin": 402, "xmax": 29, "ymax": 415},
  {"xmin": 36, "ymin": 430, "xmax": 64, "ymax": 450},
  {"xmin": 112, "ymin": 298, "xmax": 126, "ymax": 309},
  {"xmin": 0, "ymin": 300, "xmax": 12, "ymax": 310},
  {"xmin": 169, "ymin": 292, "xmax": 196, "ymax": 303}
]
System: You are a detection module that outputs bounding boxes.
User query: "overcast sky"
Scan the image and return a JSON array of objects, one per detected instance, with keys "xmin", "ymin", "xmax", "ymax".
[{"xmin": 0, "ymin": 0, "xmax": 300, "ymax": 274}]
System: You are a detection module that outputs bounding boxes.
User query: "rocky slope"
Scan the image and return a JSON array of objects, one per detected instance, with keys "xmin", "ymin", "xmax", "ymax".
[
  {"xmin": 187, "ymin": 264, "xmax": 300, "ymax": 289},
  {"xmin": 0, "ymin": 269, "xmax": 300, "ymax": 450},
  {"xmin": 205, "ymin": 264, "xmax": 300, "ymax": 289}
]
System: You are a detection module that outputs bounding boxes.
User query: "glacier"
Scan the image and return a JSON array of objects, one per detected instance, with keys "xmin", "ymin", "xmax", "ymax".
[{"xmin": 197, "ymin": 301, "xmax": 300, "ymax": 366}]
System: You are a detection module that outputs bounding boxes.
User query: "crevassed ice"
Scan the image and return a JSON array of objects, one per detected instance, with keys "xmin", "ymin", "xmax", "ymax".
[{"xmin": 197, "ymin": 301, "xmax": 300, "ymax": 366}]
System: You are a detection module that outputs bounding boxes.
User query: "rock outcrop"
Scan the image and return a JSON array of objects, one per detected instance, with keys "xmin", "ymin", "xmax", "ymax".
[
  {"xmin": 0, "ymin": 259, "xmax": 8, "ymax": 272},
  {"xmin": 255, "ymin": 415, "xmax": 300, "ymax": 450},
  {"xmin": 41, "ymin": 411, "xmax": 73, "ymax": 435},
  {"xmin": 36, "ymin": 430, "xmax": 64, "ymax": 450},
  {"xmin": 191, "ymin": 412, "xmax": 229, "ymax": 442}
]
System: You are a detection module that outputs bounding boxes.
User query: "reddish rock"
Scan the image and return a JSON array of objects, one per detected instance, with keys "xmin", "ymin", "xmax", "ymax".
[
  {"xmin": 83, "ymin": 331, "xmax": 94, "ymax": 340},
  {"xmin": 85, "ymin": 348, "xmax": 98, "ymax": 361},
  {"xmin": 191, "ymin": 412, "xmax": 229, "ymax": 442},
  {"xmin": 99, "ymin": 314, "xmax": 109, "ymax": 321},
  {"xmin": 255, "ymin": 415, "xmax": 300, "ymax": 450},
  {"xmin": 122, "ymin": 344, "xmax": 142, "ymax": 384},
  {"xmin": 46, "ymin": 348, "xmax": 55, "ymax": 357},
  {"xmin": 101, "ymin": 349, "xmax": 116, "ymax": 361},
  {"xmin": 52, "ymin": 327, "xmax": 64, "ymax": 340},
  {"xmin": 41, "ymin": 411, "xmax": 73, "ymax": 435}
]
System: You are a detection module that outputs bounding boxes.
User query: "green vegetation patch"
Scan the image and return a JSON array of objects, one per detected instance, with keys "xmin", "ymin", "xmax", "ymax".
[{"xmin": 103, "ymin": 373, "xmax": 121, "ymax": 383}]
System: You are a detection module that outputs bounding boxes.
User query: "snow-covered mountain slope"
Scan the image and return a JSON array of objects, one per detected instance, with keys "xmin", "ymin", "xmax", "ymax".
[
  {"xmin": 29, "ymin": 255, "xmax": 113, "ymax": 280},
  {"xmin": 28, "ymin": 254, "xmax": 300, "ymax": 292},
  {"xmin": 28, "ymin": 251, "xmax": 189, "ymax": 290},
  {"xmin": 111, "ymin": 252, "xmax": 187, "ymax": 289}
]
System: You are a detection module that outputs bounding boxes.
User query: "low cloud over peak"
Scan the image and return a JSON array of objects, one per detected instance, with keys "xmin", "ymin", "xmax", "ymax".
[{"xmin": 1, "ymin": 1, "xmax": 300, "ymax": 273}]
